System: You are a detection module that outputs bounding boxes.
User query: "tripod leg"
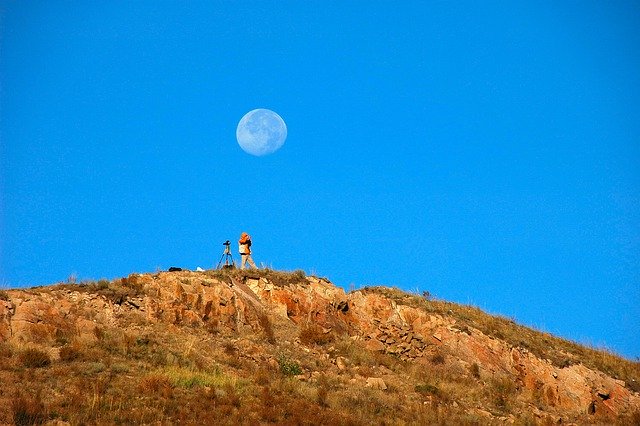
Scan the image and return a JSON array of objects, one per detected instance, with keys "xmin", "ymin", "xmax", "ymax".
[{"xmin": 217, "ymin": 253, "xmax": 226, "ymax": 269}]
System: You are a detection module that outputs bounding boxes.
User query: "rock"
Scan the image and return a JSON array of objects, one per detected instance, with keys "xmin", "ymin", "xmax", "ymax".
[
  {"xmin": 336, "ymin": 356, "xmax": 347, "ymax": 371},
  {"xmin": 410, "ymin": 339, "xmax": 424, "ymax": 349},
  {"xmin": 366, "ymin": 377, "xmax": 387, "ymax": 390},
  {"xmin": 268, "ymin": 358, "xmax": 279, "ymax": 371},
  {"xmin": 476, "ymin": 409, "xmax": 493, "ymax": 418},
  {"xmin": 335, "ymin": 300, "xmax": 349, "ymax": 313},
  {"xmin": 295, "ymin": 373, "xmax": 309, "ymax": 381},
  {"xmin": 0, "ymin": 300, "xmax": 13, "ymax": 341},
  {"xmin": 365, "ymin": 339, "xmax": 385, "ymax": 352},
  {"xmin": 1, "ymin": 270, "xmax": 640, "ymax": 422}
]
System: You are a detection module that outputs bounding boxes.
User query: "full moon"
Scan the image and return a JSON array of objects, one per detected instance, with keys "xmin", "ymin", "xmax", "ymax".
[{"xmin": 236, "ymin": 109, "xmax": 287, "ymax": 156}]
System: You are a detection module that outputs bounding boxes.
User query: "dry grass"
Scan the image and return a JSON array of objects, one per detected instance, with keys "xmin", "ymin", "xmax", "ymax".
[
  {"xmin": 205, "ymin": 268, "xmax": 307, "ymax": 288},
  {"xmin": 361, "ymin": 286, "xmax": 640, "ymax": 391},
  {"xmin": 48, "ymin": 277, "xmax": 146, "ymax": 305},
  {"xmin": 18, "ymin": 348, "xmax": 51, "ymax": 368},
  {"xmin": 1, "ymin": 273, "xmax": 638, "ymax": 425},
  {"xmin": 139, "ymin": 374, "xmax": 174, "ymax": 398},
  {"xmin": 59, "ymin": 345, "xmax": 82, "ymax": 362},
  {"xmin": 299, "ymin": 322, "xmax": 334, "ymax": 346},
  {"xmin": 12, "ymin": 394, "xmax": 48, "ymax": 426},
  {"xmin": 257, "ymin": 313, "xmax": 276, "ymax": 344}
]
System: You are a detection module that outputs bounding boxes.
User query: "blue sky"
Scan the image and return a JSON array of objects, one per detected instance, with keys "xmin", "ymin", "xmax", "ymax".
[{"xmin": 1, "ymin": 1, "xmax": 639, "ymax": 358}]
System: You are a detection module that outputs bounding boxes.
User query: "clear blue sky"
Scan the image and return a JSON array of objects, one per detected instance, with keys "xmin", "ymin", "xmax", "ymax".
[{"xmin": 1, "ymin": 1, "xmax": 639, "ymax": 359}]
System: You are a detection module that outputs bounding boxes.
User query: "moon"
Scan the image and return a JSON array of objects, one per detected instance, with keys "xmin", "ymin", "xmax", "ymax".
[{"xmin": 236, "ymin": 109, "xmax": 287, "ymax": 156}]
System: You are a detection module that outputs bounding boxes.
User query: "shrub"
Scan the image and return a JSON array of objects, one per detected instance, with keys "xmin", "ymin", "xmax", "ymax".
[
  {"xmin": 278, "ymin": 354, "xmax": 302, "ymax": 376},
  {"xmin": 291, "ymin": 270, "xmax": 306, "ymax": 281},
  {"xmin": 19, "ymin": 348, "xmax": 51, "ymax": 368},
  {"xmin": 470, "ymin": 363, "xmax": 481, "ymax": 379},
  {"xmin": 0, "ymin": 342, "xmax": 13, "ymax": 358},
  {"xmin": 317, "ymin": 375, "xmax": 331, "ymax": 407},
  {"xmin": 12, "ymin": 395, "xmax": 48, "ymax": 426},
  {"xmin": 85, "ymin": 362, "xmax": 106, "ymax": 375},
  {"xmin": 93, "ymin": 326, "xmax": 105, "ymax": 341},
  {"xmin": 0, "ymin": 290, "xmax": 9, "ymax": 301},
  {"xmin": 317, "ymin": 385, "xmax": 329, "ymax": 407},
  {"xmin": 430, "ymin": 352, "xmax": 445, "ymax": 365},
  {"xmin": 491, "ymin": 376, "xmax": 516, "ymax": 411},
  {"xmin": 111, "ymin": 363, "xmax": 130, "ymax": 373},
  {"xmin": 59, "ymin": 345, "xmax": 81, "ymax": 362},
  {"xmin": 223, "ymin": 341, "xmax": 237, "ymax": 355},
  {"xmin": 415, "ymin": 383, "xmax": 441, "ymax": 397}
]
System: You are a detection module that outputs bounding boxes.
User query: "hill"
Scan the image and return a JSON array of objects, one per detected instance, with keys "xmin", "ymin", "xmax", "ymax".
[{"xmin": 0, "ymin": 269, "xmax": 638, "ymax": 425}]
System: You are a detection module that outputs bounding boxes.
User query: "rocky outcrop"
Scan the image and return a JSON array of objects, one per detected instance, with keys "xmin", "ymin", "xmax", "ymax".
[{"xmin": 0, "ymin": 270, "xmax": 638, "ymax": 421}]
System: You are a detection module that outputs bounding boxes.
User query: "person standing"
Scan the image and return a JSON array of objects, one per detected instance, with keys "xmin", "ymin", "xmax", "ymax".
[{"xmin": 238, "ymin": 232, "xmax": 257, "ymax": 269}]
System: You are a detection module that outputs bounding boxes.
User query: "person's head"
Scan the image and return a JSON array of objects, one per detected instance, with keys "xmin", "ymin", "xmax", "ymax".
[{"xmin": 241, "ymin": 232, "xmax": 248, "ymax": 238}]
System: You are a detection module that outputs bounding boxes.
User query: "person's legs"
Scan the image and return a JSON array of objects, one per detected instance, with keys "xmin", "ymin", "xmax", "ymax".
[
  {"xmin": 241, "ymin": 254, "xmax": 247, "ymax": 269},
  {"xmin": 246, "ymin": 255, "xmax": 257, "ymax": 269}
]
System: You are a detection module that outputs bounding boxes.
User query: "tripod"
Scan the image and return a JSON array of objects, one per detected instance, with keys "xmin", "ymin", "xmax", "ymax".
[{"xmin": 216, "ymin": 240, "xmax": 236, "ymax": 269}]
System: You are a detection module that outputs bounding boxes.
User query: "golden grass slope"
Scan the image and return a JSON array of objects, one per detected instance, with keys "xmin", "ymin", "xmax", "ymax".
[{"xmin": 0, "ymin": 269, "xmax": 638, "ymax": 425}]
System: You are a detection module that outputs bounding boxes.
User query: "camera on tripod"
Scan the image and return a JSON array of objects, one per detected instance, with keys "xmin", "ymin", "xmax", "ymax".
[{"xmin": 217, "ymin": 240, "xmax": 235, "ymax": 269}]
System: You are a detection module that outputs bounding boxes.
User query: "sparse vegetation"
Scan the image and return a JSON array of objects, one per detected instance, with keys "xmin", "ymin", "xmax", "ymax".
[
  {"xmin": 0, "ymin": 271, "xmax": 637, "ymax": 425},
  {"xmin": 430, "ymin": 351, "xmax": 446, "ymax": 365},
  {"xmin": 163, "ymin": 366, "xmax": 234, "ymax": 389},
  {"xmin": 415, "ymin": 383, "xmax": 441, "ymax": 396},
  {"xmin": 470, "ymin": 362, "xmax": 481, "ymax": 379},
  {"xmin": 138, "ymin": 373, "xmax": 173, "ymax": 398},
  {"xmin": 18, "ymin": 348, "xmax": 51, "ymax": 368},
  {"xmin": 59, "ymin": 345, "xmax": 82, "ymax": 362},
  {"xmin": 277, "ymin": 354, "xmax": 302, "ymax": 376},
  {"xmin": 257, "ymin": 313, "xmax": 276, "ymax": 344},
  {"xmin": 12, "ymin": 394, "xmax": 48, "ymax": 426},
  {"xmin": 205, "ymin": 267, "xmax": 307, "ymax": 287},
  {"xmin": 0, "ymin": 342, "xmax": 13, "ymax": 358},
  {"xmin": 361, "ymin": 285, "xmax": 640, "ymax": 391},
  {"xmin": 491, "ymin": 376, "xmax": 517, "ymax": 412}
]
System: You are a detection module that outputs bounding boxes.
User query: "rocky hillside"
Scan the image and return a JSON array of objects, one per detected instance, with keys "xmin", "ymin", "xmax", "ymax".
[{"xmin": 0, "ymin": 269, "xmax": 638, "ymax": 425}]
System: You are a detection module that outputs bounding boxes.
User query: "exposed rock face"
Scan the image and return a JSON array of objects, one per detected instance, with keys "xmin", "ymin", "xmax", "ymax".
[{"xmin": 0, "ymin": 270, "xmax": 638, "ymax": 421}]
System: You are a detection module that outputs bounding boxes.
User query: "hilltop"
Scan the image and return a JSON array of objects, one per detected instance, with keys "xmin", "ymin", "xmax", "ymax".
[{"xmin": 0, "ymin": 269, "xmax": 638, "ymax": 425}]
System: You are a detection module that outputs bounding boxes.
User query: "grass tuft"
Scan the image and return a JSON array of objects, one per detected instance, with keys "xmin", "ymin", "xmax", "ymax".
[
  {"xmin": 59, "ymin": 345, "xmax": 82, "ymax": 362},
  {"xmin": 12, "ymin": 395, "xmax": 48, "ymax": 426},
  {"xmin": 258, "ymin": 313, "xmax": 276, "ymax": 344},
  {"xmin": 277, "ymin": 354, "xmax": 302, "ymax": 376},
  {"xmin": 139, "ymin": 374, "xmax": 174, "ymax": 398},
  {"xmin": 19, "ymin": 348, "xmax": 51, "ymax": 368},
  {"xmin": 162, "ymin": 366, "xmax": 235, "ymax": 389}
]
